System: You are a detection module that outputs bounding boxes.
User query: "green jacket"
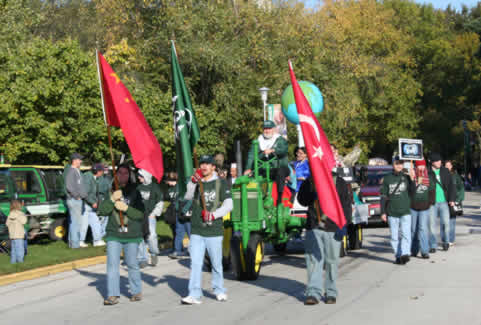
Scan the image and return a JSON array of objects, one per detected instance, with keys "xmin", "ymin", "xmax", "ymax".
[
  {"xmin": 190, "ymin": 176, "xmax": 232, "ymax": 237},
  {"xmin": 245, "ymin": 135, "xmax": 289, "ymax": 171},
  {"xmin": 452, "ymin": 173, "xmax": 465, "ymax": 202},
  {"xmin": 83, "ymin": 171, "xmax": 97, "ymax": 206},
  {"xmin": 137, "ymin": 182, "xmax": 163, "ymax": 217},
  {"xmin": 96, "ymin": 175, "xmax": 112, "ymax": 203},
  {"xmin": 410, "ymin": 177, "xmax": 435, "ymax": 211},
  {"xmin": 98, "ymin": 183, "xmax": 145, "ymax": 242},
  {"xmin": 380, "ymin": 172, "xmax": 414, "ymax": 217}
]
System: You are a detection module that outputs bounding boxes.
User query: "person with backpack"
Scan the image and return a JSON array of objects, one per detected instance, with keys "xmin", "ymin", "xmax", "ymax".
[
  {"xmin": 180, "ymin": 155, "xmax": 233, "ymax": 305},
  {"xmin": 428, "ymin": 153, "xmax": 456, "ymax": 252},
  {"xmin": 380, "ymin": 156, "xmax": 415, "ymax": 265}
]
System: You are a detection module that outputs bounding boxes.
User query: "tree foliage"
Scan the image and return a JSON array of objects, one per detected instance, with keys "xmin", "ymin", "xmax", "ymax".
[{"xmin": 0, "ymin": 0, "xmax": 480, "ymax": 168}]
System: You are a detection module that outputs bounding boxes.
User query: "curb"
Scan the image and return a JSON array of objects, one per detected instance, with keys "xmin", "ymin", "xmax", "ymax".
[
  {"xmin": 0, "ymin": 255, "xmax": 107, "ymax": 287},
  {"xmin": 0, "ymin": 241, "xmax": 172, "ymax": 287}
]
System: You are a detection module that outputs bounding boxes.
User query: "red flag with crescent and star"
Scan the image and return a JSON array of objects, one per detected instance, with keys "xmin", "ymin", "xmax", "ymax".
[
  {"xmin": 97, "ymin": 51, "xmax": 163, "ymax": 181},
  {"xmin": 288, "ymin": 60, "xmax": 346, "ymax": 229}
]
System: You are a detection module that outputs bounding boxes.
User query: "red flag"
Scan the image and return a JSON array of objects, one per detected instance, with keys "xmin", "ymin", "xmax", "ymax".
[
  {"xmin": 97, "ymin": 51, "xmax": 163, "ymax": 181},
  {"xmin": 288, "ymin": 61, "xmax": 346, "ymax": 229}
]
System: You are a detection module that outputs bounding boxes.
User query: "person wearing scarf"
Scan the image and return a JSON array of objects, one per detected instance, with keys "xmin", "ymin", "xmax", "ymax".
[
  {"xmin": 410, "ymin": 159, "xmax": 435, "ymax": 259},
  {"xmin": 244, "ymin": 120, "xmax": 289, "ymax": 204}
]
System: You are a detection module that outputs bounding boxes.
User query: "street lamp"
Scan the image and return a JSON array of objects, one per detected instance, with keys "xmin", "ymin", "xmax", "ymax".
[{"xmin": 259, "ymin": 87, "xmax": 269, "ymax": 121}]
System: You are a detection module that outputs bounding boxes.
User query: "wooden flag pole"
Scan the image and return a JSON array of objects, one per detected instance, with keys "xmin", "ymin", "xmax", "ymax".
[
  {"xmin": 96, "ymin": 50, "xmax": 125, "ymax": 228},
  {"xmin": 193, "ymin": 147, "xmax": 207, "ymax": 212}
]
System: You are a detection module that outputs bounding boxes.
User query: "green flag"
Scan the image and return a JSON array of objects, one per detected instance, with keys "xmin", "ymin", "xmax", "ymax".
[{"xmin": 171, "ymin": 41, "xmax": 200, "ymax": 195}]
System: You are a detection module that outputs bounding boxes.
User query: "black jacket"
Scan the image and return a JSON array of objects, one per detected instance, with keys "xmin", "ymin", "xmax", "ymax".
[
  {"xmin": 428, "ymin": 166, "xmax": 456, "ymax": 203},
  {"xmin": 298, "ymin": 175, "xmax": 352, "ymax": 232}
]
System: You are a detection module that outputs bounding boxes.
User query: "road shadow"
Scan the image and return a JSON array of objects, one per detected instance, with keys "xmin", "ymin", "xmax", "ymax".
[
  {"xmin": 238, "ymin": 274, "xmax": 305, "ymax": 302},
  {"xmin": 76, "ymin": 268, "xmax": 166, "ymax": 299},
  {"xmin": 266, "ymin": 255, "xmax": 306, "ymax": 269}
]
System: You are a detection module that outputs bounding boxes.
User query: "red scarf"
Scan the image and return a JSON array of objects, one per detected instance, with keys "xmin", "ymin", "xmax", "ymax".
[{"xmin": 416, "ymin": 168, "xmax": 430, "ymax": 187}]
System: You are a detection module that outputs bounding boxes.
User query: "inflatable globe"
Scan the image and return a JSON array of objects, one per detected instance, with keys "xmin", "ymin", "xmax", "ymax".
[{"xmin": 281, "ymin": 81, "xmax": 324, "ymax": 125}]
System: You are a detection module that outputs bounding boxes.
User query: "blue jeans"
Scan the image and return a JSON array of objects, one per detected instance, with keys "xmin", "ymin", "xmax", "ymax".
[
  {"xmin": 66, "ymin": 198, "xmax": 85, "ymax": 248},
  {"xmin": 411, "ymin": 209, "xmax": 429, "ymax": 255},
  {"xmin": 188, "ymin": 234, "xmax": 225, "ymax": 299},
  {"xmin": 429, "ymin": 202, "xmax": 450, "ymax": 248},
  {"xmin": 80, "ymin": 204, "xmax": 102, "ymax": 242},
  {"xmin": 304, "ymin": 229, "xmax": 341, "ymax": 299},
  {"xmin": 106, "ymin": 241, "xmax": 142, "ymax": 297},
  {"xmin": 99, "ymin": 216, "xmax": 108, "ymax": 238},
  {"xmin": 449, "ymin": 217, "xmax": 456, "ymax": 243},
  {"xmin": 388, "ymin": 215, "xmax": 411, "ymax": 258},
  {"xmin": 138, "ymin": 217, "xmax": 160, "ymax": 262},
  {"xmin": 10, "ymin": 239, "xmax": 25, "ymax": 264},
  {"xmin": 174, "ymin": 218, "xmax": 191, "ymax": 254}
]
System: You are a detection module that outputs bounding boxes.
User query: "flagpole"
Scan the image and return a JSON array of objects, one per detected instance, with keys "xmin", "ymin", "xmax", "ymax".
[
  {"xmin": 193, "ymin": 147, "xmax": 207, "ymax": 213},
  {"xmin": 96, "ymin": 50, "xmax": 125, "ymax": 228}
]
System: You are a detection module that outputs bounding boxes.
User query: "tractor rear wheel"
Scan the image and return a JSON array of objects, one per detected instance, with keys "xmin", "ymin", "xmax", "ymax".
[
  {"xmin": 230, "ymin": 236, "xmax": 247, "ymax": 281},
  {"xmin": 339, "ymin": 234, "xmax": 348, "ymax": 258},
  {"xmin": 348, "ymin": 224, "xmax": 363, "ymax": 250},
  {"xmin": 246, "ymin": 233, "xmax": 264, "ymax": 280},
  {"xmin": 273, "ymin": 243, "xmax": 287, "ymax": 254}
]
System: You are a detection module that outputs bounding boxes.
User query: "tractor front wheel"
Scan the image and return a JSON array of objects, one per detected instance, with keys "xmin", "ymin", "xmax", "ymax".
[
  {"xmin": 230, "ymin": 236, "xmax": 247, "ymax": 281},
  {"xmin": 246, "ymin": 233, "xmax": 264, "ymax": 280}
]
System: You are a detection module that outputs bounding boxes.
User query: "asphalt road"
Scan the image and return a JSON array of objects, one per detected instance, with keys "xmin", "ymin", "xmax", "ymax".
[{"xmin": 1, "ymin": 192, "xmax": 481, "ymax": 325}]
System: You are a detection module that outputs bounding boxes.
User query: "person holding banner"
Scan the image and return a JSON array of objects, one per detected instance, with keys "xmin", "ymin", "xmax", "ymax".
[
  {"xmin": 98, "ymin": 164, "xmax": 145, "ymax": 305},
  {"xmin": 298, "ymin": 171, "xmax": 352, "ymax": 305},
  {"xmin": 380, "ymin": 156, "xmax": 415, "ymax": 265},
  {"xmin": 181, "ymin": 155, "xmax": 232, "ymax": 305},
  {"xmin": 410, "ymin": 159, "xmax": 435, "ymax": 259}
]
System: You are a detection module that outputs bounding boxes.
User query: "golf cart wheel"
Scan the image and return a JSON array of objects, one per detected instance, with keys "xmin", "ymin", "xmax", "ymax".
[
  {"xmin": 348, "ymin": 224, "xmax": 363, "ymax": 250},
  {"xmin": 230, "ymin": 236, "xmax": 247, "ymax": 281},
  {"xmin": 246, "ymin": 233, "xmax": 264, "ymax": 280},
  {"xmin": 49, "ymin": 218, "xmax": 67, "ymax": 241}
]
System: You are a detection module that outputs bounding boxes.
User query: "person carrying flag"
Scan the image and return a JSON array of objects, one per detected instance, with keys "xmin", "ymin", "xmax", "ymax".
[
  {"xmin": 298, "ymin": 171, "xmax": 352, "ymax": 305},
  {"xmin": 181, "ymin": 155, "xmax": 233, "ymax": 305}
]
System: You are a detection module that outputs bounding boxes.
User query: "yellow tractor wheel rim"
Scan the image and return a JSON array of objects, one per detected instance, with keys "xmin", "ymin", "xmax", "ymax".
[
  {"xmin": 55, "ymin": 226, "xmax": 65, "ymax": 238},
  {"xmin": 358, "ymin": 227, "xmax": 362, "ymax": 241},
  {"xmin": 254, "ymin": 242, "xmax": 263, "ymax": 273}
]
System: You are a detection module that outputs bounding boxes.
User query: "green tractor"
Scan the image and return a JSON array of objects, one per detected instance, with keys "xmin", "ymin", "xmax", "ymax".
[{"xmin": 229, "ymin": 140, "xmax": 306, "ymax": 280}]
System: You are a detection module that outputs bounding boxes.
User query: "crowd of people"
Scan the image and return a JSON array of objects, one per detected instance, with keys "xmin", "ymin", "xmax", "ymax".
[{"xmin": 3, "ymin": 120, "xmax": 467, "ymax": 308}]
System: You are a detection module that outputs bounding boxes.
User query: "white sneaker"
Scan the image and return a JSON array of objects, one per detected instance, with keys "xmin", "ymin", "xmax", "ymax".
[
  {"xmin": 79, "ymin": 241, "xmax": 88, "ymax": 248},
  {"xmin": 181, "ymin": 296, "xmax": 202, "ymax": 305},
  {"xmin": 216, "ymin": 293, "xmax": 228, "ymax": 302},
  {"xmin": 94, "ymin": 240, "xmax": 106, "ymax": 247}
]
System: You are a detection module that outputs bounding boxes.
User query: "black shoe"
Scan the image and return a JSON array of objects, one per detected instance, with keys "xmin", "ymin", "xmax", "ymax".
[
  {"xmin": 411, "ymin": 253, "xmax": 418, "ymax": 257},
  {"xmin": 421, "ymin": 253, "xmax": 430, "ymax": 259},
  {"xmin": 325, "ymin": 296, "xmax": 337, "ymax": 304},
  {"xmin": 394, "ymin": 258, "xmax": 402, "ymax": 264},
  {"xmin": 443, "ymin": 243, "xmax": 449, "ymax": 251},
  {"xmin": 304, "ymin": 296, "xmax": 319, "ymax": 305},
  {"xmin": 400, "ymin": 255, "xmax": 410, "ymax": 265},
  {"xmin": 429, "ymin": 248, "xmax": 436, "ymax": 254}
]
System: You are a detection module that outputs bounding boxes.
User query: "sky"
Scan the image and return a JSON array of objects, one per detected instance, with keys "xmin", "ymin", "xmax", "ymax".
[{"xmin": 302, "ymin": 0, "xmax": 480, "ymax": 11}]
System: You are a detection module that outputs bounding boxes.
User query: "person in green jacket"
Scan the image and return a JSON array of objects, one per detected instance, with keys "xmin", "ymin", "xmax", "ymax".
[
  {"xmin": 445, "ymin": 160, "xmax": 464, "ymax": 245},
  {"xmin": 81, "ymin": 164, "xmax": 106, "ymax": 247},
  {"xmin": 136, "ymin": 169, "xmax": 163, "ymax": 268},
  {"xmin": 181, "ymin": 155, "xmax": 233, "ymax": 305},
  {"xmin": 98, "ymin": 164, "xmax": 145, "ymax": 305},
  {"xmin": 94, "ymin": 164, "xmax": 112, "ymax": 237},
  {"xmin": 410, "ymin": 159, "xmax": 435, "ymax": 259},
  {"xmin": 380, "ymin": 156, "xmax": 415, "ymax": 265},
  {"xmin": 243, "ymin": 120, "xmax": 289, "ymax": 204}
]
